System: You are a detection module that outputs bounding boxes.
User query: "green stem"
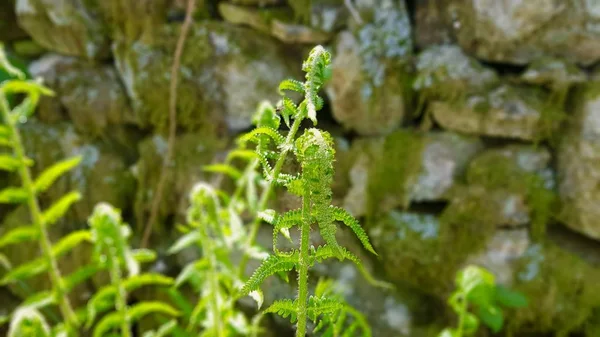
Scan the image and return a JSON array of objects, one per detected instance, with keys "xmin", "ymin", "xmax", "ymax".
[
  {"xmin": 199, "ymin": 225, "xmax": 224, "ymax": 337},
  {"xmin": 295, "ymin": 194, "xmax": 312, "ymax": 337},
  {"xmin": 0, "ymin": 92, "xmax": 79, "ymax": 330},
  {"xmin": 457, "ymin": 293, "xmax": 467, "ymax": 337},
  {"xmin": 109, "ymin": 259, "xmax": 131, "ymax": 337},
  {"xmin": 238, "ymin": 117, "xmax": 304, "ymax": 277}
]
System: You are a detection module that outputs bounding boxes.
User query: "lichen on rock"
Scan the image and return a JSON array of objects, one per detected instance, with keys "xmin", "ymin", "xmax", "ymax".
[
  {"xmin": 133, "ymin": 132, "xmax": 225, "ymax": 240},
  {"xmin": 326, "ymin": 0, "xmax": 412, "ymax": 136},
  {"xmin": 558, "ymin": 76, "xmax": 600, "ymax": 241},
  {"xmin": 29, "ymin": 54, "xmax": 136, "ymax": 137},
  {"xmin": 113, "ymin": 22, "xmax": 298, "ymax": 133},
  {"xmin": 448, "ymin": 0, "xmax": 600, "ymax": 66},
  {"xmin": 429, "ymin": 84, "xmax": 559, "ymax": 141},
  {"xmin": 464, "ymin": 145, "xmax": 556, "ymax": 237},
  {"xmin": 15, "ymin": 0, "xmax": 110, "ymax": 60},
  {"xmin": 508, "ymin": 242, "xmax": 600, "ymax": 335}
]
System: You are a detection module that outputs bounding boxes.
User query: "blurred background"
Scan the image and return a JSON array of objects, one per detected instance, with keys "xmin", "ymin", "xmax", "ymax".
[{"xmin": 2, "ymin": 0, "xmax": 600, "ymax": 336}]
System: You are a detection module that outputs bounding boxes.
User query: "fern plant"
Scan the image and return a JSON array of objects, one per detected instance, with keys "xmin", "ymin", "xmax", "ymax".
[
  {"xmin": 85, "ymin": 203, "xmax": 179, "ymax": 337},
  {"xmin": 439, "ymin": 265, "xmax": 528, "ymax": 337},
  {"xmin": 234, "ymin": 45, "xmax": 381, "ymax": 337},
  {"xmin": 0, "ymin": 44, "xmax": 92, "ymax": 336},
  {"xmin": 167, "ymin": 182, "xmax": 262, "ymax": 337},
  {"xmin": 311, "ymin": 278, "xmax": 372, "ymax": 337}
]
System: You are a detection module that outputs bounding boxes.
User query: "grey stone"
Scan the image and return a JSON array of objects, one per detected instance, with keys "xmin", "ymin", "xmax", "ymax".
[
  {"xmin": 410, "ymin": 132, "xmax": 483, "ymax": 202},
  {"xmin": 429, "ymin": 84, "xmax": 551, "ymax": 141},
  {"xmin": 15, "ymin": 0, "xmax": 109, "ymax": 59},
  {"xmin": 558, "ymin": 79, "xmax": 600, "ymax": 240},
  {"xmin": 114, "ymin": 22, "xmax": 298, "ymax": 133},
  {"xmin": 326, "ymin": 0, "xmax": 412, "ymax": 136},
  {"xmin": 449, "ymin": 0, "xmax": 600, "ymax": 66},
  {"xmin": 342, "ymin": 131, "xmax": 482, "ymax": 217},
  {"xmin": 29, "ymin": 54, "xmax": 135, "ymax": 136},
  {"xmin": 413, "ymin": 45, "xmax": 498, "ymax": 100}
]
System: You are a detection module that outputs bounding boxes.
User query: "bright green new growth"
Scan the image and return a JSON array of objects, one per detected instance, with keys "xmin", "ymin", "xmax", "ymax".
[
  {"xmin": 167, "ymin": 182, "xmax": 263, "ymax": 337},
  {"xmin": 236, "ymin": 45, "xmax": 380, "ymax": 337},
  {"xmin": 87, "ymin": 203, "xmax": 179, "ymax": 337},
  {"xmin": 439, "ymin": 265, "xmax": 528, "ymax": 337},
  {"xmin": 0, "ymin": 45, "xmax": 87, "ymax": 336}
]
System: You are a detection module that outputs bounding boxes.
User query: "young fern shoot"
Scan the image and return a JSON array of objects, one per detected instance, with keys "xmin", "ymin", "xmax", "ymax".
[
  {"xmin": 0, "ymin": 46, "xmax": 94, "ymax": 336},
  {"xmin": 87, "ymin": 203, "xmax": 179, "ymax": 337},
  {"xmin": 168, "ymin": 183, "xmax": 261, "ymax": 337},
  {"xmin": 237, "ymin": 46, "xmax": 381, "ymax": 337}
]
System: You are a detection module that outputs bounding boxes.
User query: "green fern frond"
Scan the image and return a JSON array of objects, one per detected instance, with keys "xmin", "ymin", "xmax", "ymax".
[
  {"xmin": 0, "ymin": 44, "xmax": 25, "ymax": 79},
  {"xmin": 240, "ymin": 252, "xmax": 299, "ymax": 296},
  {"xmin": 252, "ymin": 100, "xmax": 281, "ymax": 130},
  {"xmin": 86, "ymin": 273, "xmax": 175, "ymax": 326},
  {"xmin": 0, "ymin": 187, "xmax": 27, "ymax": 204},
  {"xmin": 264, "ymin": 299, "xmax": 298, "ymax": 323},
  {"xmin": 1, "ymin": 257, "xmax": 47, "ymax": 285},
  {"xmin": 301, "ymin": 46, "xmax": 331, "ymax": 123},
  {"xmin": 174, "ymin": 259, "xmax": 209, "ymax": 287},
  {"xmin": 92, "ymin": 312, "xmax": 121, "ymax": 337},
  {"xmin": 240, "ymin": 127, "xmax": 286, "ymax": 147},
  {"xmin": 41, "ymin": 191, "xmax": 81, "ymax": 226},
  {"xmin": 279, "ymin": 79, "xmax": 305, "ymax": 95},
  {"xmin": 307, "ymin": 296, "xmax": 342, "ymax": 321},
  {"xmin": 277, "ymin": 97, "xmax": 298, "ymax": 128},
  {"xmin": 143, "ymin": 319, "xmax": 178, "ymax": 337},
  {"xmin": 128, "ymin": 301, "xmax": 180, "ymax": 322},
  {"xmin": 0, "ymin": 226, "xmax": 38, "ymax": 249},
  {"xmin": 21, "ymin": 291, "xmax": 55, "ymax": 311},
  {"xmin": 331, "ymin": 206, "xmax": 377, "ymax": 255},
  {"xmin": 63, "ymin": 265, "xmax": 101, "ymax": 292},
  {"xmin": 33, "ymin": 156, "xmax": 82, "ymax": 194},
  {"xmin": 7, "ymin": 307, "xmax": 51, "ymax": 337},
  {"xmin": 51, "ymin": 230, "xmax": 92, "ymax": 258},
  {"xmin": 0, "ymin": 154, "xmax": 25, "ymax": 172},
  {"xmin": 203, "ymin": 164, "xmax": 243, "ymax": 180},
  {"xmin": 226, "ymin": 149, "xmax": 258, "ymax": 162},
  {"xmin": 167, "ymin": 230, "xmax": 201, "ymax": 255}
]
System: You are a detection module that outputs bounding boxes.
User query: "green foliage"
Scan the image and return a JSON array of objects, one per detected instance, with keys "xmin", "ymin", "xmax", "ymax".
[
  {"xmin": 168, "ymin": 183, "xmax": 259, "ymax": 337},
  {"xmin": 0, "ymin": 48, "xmax": 85, "ymax": 335},
  {"xmin": 234, "ymin": 45, "xmax": 379, "ymax": 337},
  {"xmin": 87, "ymin": 203, "xmax": 179, "ymax": 337},
  {"xmin": 439, "ymin": 265, "xmax": 528, "ymax": 337}
]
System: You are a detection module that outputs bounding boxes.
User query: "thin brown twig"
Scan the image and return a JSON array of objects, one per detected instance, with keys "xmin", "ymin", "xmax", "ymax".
[{"xmin": 141, "ymin": 0, "xmax": 197, "ymax": 248}]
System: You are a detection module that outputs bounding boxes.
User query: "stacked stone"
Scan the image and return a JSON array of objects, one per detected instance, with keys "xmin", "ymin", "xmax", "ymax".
[{"xmin": 3, "ymin": 0, "xmax": 600, "ymax": 335}]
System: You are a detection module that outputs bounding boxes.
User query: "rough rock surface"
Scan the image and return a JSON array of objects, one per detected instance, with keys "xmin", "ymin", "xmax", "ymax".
[
  {"xmin": 343, "ymin": 130, "xmax": 482, "ymax": 217},
  {"xmin": 18, "ymin": 121, "xmax": 135, "ymax": 224},
  {"xmin": 449, "ymin": 0, "xmax": 600, "ymax": 66},
  {"xmin": 558, "ymin": 79, "xmax": 600, "ymax": 240},
  {"xmin": 133, "ymin": 132, "xmax": 225, "ymax": 239},
  {"xmin": 15, "ymin": 0, "xmax": 110, "ymax": 59},
  {"xmin": 429, "ymin": 84, "xmax": 553, "ymax": 141},
  {"xmin": 29, "ymin": 54, "xmax": 135, "ymax": 136},
  {"xmin": 114, "ymin": 22, "xmax": 298, "ymax": 133},
  {"xmin": 413, "ymin": 45, "xmax": 498, "ymax": 100},
  {"xmin": 326, "ymin": 0, "xmax": 412, "ymax": 136}
]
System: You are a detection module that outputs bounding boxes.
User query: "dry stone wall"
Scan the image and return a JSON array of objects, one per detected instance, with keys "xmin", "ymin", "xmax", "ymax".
[{"xmin": 3, "ymin": 0, "xmax": 600, "ymax": 336}]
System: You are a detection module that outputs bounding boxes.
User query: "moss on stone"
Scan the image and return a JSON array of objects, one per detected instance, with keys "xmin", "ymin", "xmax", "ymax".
[
  {"xmin": 134, "ymin": 132, "xmax": 225, "ymax": 239},
  {"xmin": 367, "ymin": 129, "xmax": 426, "ymax": 218},
  {"xmin": 466, "ymin": 146, "xmax": 556, "ymax": 240},
  {"xmin": 507, "ymin": 242, "xmax": 600, "ymax": 336},
  {"xmin": 372, "ymin": 198, "xmax": 497, "ymax": 298}
]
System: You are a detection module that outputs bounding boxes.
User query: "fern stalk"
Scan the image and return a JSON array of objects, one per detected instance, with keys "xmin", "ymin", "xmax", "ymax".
[
  {"xmin": 107, "ymin": 251, "xmax": 131, "ymax": 337},
  {"xmin": 238, "ymin": 116, "xmax": 303, "ymax": 276},
  {"xmin": 295, "ymin": 195, "xmax": 312, "ymax": 337},
  {"xmin": 0, "ymin": 91, "xmax": 78, "ymax": 330},
  {"xmin": 198, "ymin": 218, "xmax": 225, "ymax": 337}
]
